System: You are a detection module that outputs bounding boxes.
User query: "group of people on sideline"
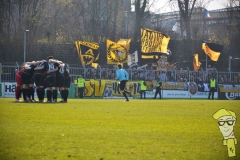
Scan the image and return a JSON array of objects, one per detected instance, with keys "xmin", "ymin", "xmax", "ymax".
[
  {"xmin": 15, "ymin": 56, "xmax": 71, "ymax": 103},
  {"xmin": 139, "ymin": 77, "xmax": 162, "ymax": 99}
]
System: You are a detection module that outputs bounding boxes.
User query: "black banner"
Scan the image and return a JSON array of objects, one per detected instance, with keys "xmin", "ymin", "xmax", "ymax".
[
  {"xmin": 218, "ymin": 83, "xmax": 240, "ymax": 100},
  {"xmin": 218, "ymin": 92, "xmax": 240, "ymax": 100}
]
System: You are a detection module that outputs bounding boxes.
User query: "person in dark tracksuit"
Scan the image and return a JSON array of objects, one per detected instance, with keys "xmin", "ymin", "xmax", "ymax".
[
  {"xmin": 153, "ymin": 78, "xmax": 162, "ymax": 99},
  {"xmin": 45, "ymin": 56, "xmax": 59, "ymax": 102},
  {"xmin": 34, "ymin": 60, "xmax": 48, "ymax": 102},
  {"xmin": 62, "ymin": 63, "xmax": 71, "ymax": 102}
]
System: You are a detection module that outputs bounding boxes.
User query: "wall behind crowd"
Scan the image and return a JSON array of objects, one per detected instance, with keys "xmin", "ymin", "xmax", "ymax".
[{"xmin": 0, "ymin": 40, "xmax": 239, "ymax": 71}]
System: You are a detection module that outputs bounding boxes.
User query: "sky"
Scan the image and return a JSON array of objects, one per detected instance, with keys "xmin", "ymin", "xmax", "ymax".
[{"xmin": 149, "ymin": 0, "xmax": 237, "ymax": 13}]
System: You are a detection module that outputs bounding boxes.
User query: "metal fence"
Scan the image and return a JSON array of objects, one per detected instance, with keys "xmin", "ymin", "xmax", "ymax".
[{"xmin": 1, "ymin": 63, "xmax": 240, "ymax": 84}]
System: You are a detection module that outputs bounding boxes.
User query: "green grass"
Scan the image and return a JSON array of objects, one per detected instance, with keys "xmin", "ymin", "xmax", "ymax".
[{"xmin": 0, "ymin": 98, "xmax": 239, "ymax": 160}]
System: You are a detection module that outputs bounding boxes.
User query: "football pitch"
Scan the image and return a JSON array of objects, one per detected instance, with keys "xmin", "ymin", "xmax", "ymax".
[{"xmin": 0, "ymin": 98, "xmax": 239, "ymax": 160}]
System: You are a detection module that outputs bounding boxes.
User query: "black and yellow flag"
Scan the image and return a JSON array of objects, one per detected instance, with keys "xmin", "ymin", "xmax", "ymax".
[
  {"xmin": 91, "ymin": 63, "xmax": 98, "ymax": 69},
  {"xmin": 118, "ymin": 39, "xmax": 131, "ymax": 51},
  {"xmin": 202, "ymin": 42, "xmax": 224, "ymax": 61},
  {"xmin": 193, "ymin": 53, "xmax": 201, "ymax": 71},
  {"xmin": 106, "ymin": 39, "xmax": 130, "ymax": 64},
  {"xmin": 141, "ymin": 28, "xmax": 170, "ymax": 55},
  {"xmin": 75, "ymin": 41, "xmax": 100, "ymax": 66}
]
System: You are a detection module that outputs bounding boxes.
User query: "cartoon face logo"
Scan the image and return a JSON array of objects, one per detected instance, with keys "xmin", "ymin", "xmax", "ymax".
[
  {"xmin": 218, "ymin": 115, "xmax": 236, "ymax": 137},
  {"xmin": 213, "ymin": 109, "xmax": 237, "ymax": 158},
  {"xmin": 213, "ymin": 109, "xmax": 236, "ymax": 138}
]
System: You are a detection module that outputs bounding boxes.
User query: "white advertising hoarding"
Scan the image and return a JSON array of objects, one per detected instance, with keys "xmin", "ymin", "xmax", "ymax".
[{"xmin": 1, "ymin": 82, "xmax": 37, "ymax": 98}]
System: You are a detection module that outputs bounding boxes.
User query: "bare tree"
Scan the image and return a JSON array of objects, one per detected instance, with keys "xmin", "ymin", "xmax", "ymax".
[
  {"xmin": 177, "ymin": 0, "xmax": 197, "ymax": 40},
  {"xmin": 209, "ymin": 0, "xmax": 240, "ymax": 65},
  {"xmin": 132, "ymin": 0, "xmax": 151, "ymax": 42},
  {"xmin": 0, "ymin": 0, "xmax": 48, "ymax": 62}
]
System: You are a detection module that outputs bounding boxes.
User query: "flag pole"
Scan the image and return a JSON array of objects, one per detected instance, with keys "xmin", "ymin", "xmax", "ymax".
[{"xmin": 206, "ymin": 54, "xmax": 207, "ymax": 71}]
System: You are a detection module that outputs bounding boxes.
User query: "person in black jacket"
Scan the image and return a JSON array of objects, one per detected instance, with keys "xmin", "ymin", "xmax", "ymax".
[{"xmin": 153, "ymin": 78, "xmax": 162, "ymax": 99}]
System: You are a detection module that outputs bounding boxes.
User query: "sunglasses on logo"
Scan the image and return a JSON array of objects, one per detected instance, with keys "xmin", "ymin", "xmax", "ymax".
[{"xmin": 218, "ymin": 120, "xmax": 235, "ymax": 126}]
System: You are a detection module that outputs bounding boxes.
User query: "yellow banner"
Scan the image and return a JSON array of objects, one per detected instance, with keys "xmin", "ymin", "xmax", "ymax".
[
  {"xmin": 141, "ymin": 28, "xmax": 170, "ymax": 53},
  {"xmin": 91, "ymin": 63, "xmax": 98, "ymax": 69},
  {"xmin": 84, "ymin": 80, "xmax": 94, "ymax": 96},
  {"xmin": 75, "ymin": 79, "xmax": 187, "ymax": 97},
  {"xmin": 76, "ymin": 79, "xmax": 141, "ymax": 97},
  {"xmin": 219, "ymin": 84, "xmax": 240, "ymax": 93},
  {"xmin": 141, "ymin": 55, "xmax": 155, "ymax": 59},
  {"xmin": 75, "ymin": 41, "xmax": 100, "ymax": 65},
  {"xmin": 106, "ymin": 39, "xmax": 129, "ymax": 64}
]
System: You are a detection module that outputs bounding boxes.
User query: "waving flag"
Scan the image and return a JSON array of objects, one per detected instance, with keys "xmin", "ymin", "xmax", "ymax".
[
  {"xmin": 204, "ymin": 9, "xmax": 213, "ymax": 20},
  {"xmin": 141, "ymin": 28, "xmax": 170, "ymax": 55},
  {"xmin": 75, "ymin": 41, "xmax": 100, "ymax": 66},
  {"xmin": 204, "ymin": 9, "xmax": 211, "ymax": 18},
  {"xmin": 128, "ymin": 50, "xmax": 138, "ymax": 66},
  {"xmin": 106, "ymin": 39, "xmax": 130, "ymax": 64},
  {"xmin": 91, "ymin": 63, "xmax": 98, "ymax": 69},
  {"xmin": 193, "ymin": 53, "xmax": 201, "ymax": 71},
  {"xmin": 202, "ymin": 41, "xmax": 224, "ymax": 61}
]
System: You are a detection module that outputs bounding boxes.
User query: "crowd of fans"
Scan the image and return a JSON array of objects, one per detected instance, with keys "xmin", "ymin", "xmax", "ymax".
[
  {"xmin": 1, "ymin": 64, "xmax": 240, "ymax": 84},
  {"xmin": 73, "ymin": 65, "xmax": 240, "ymax": 84}
]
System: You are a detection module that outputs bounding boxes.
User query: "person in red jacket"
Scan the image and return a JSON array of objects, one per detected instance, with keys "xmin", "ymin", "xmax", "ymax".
[{"xmin": 15, "ymin": 65, "xmax": 25, "ymax": 102}]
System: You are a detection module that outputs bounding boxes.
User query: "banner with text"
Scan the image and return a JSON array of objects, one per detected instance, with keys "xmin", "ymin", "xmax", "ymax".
[
  {"xmin": 218, "ymin": 83, "xmax": 240, "ymax": 100},
  {"xmin": 141, "ymin": 28, "xmax": 170, "ymax": 55}
]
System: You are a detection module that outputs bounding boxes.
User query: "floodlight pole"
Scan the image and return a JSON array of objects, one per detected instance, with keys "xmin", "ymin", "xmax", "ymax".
[
  {"xmin": 98, "ymin": 64, "xmax": 101, "ymax": 79},
  {"xmin": 82, "ymin": 64, "xmax": 86, "ymax": 78},
  {"xmin": 205, "ymin": 54, "xmax": 208, "ymax": 72},
  {"xmin": 23, "ymin": 30, "xmax": 29, "ymax": 63},
  {"xmin": 124, "ymin": 11, "xmax": 128, "ymax": 38},
  {"xmin": 228, "ymin": 56, "xmax": 232, "ymax": 72},
  {"xmin": 228, "ymin": 56, "xmax": 232, "ymax": 82}
]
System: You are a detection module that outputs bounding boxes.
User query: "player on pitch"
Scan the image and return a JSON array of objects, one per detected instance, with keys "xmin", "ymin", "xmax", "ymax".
[{"xmin": 116, "ymin": 63, "xmax": 130, "ymax": 102}]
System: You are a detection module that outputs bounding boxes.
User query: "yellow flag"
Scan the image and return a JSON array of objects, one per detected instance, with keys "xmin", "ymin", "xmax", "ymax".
[
  {"xmin": 193, "ymin": 53, "xmax": 201, "ymax": 71},
  {"xmin": 75, "ymin": 41, "xmax": 100, "ymax": 65},
  {"xmin": 106, "ymin": 39, "xmax": 128, "ymax": 64},
  {"xmin": 202, "ymin": 43, "xmax": 221, "ymax": 61},
  {"xmin": 91, "ymin": 63, "xmax": 98, "ymax": 69},
  {"xmin": 118, "ymin": 39, "xmax": 131, "ymax": 52},
  {"xmin": 141, "ymin": 28, "xmax": 170, "ymax": 53}
]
